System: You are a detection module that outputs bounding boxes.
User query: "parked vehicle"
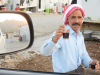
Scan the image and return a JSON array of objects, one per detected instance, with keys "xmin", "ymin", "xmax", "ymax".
[{"xmin": 14, "ymin": 32, "xmax": 19, "ymax": 37}]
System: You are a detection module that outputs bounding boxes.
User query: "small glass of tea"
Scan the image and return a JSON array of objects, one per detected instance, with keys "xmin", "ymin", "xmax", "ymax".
[
  {"xmin": 63, "ymin": 29, "xmax": 70, "ymax": 39},
  {"xmin": 91, "ymin": 60, "xmax": 97, "ymax": 70},
  {"xmin": 91, "ymin": 63, "xmax": 96, "ymax": 69}
]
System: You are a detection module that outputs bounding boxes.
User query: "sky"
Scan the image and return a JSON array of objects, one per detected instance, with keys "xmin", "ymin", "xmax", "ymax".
[{"xmin": 0, "ymin": 14, "xmax": 26, "ymax": 22}]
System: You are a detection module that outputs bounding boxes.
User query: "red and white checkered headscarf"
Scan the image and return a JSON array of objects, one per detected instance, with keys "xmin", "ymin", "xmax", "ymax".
[{"xmin": 63, "ymin": 4, "xmax": 85, "ymax": 25}]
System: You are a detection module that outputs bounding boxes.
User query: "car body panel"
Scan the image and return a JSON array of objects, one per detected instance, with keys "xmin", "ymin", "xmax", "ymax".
[{"xmin": 0, "ymin": 68, "xmax": 84, "ymax": 75}]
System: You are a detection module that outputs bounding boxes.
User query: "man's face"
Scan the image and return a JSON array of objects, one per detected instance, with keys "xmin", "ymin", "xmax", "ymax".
[{"xmin": 67, "ymin": 10, "xmax": 83, "ymax": 32}]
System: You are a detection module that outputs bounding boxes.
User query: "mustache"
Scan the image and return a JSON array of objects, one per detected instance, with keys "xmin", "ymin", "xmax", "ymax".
[{"xmin": 72, "ymin": 22, "xmax": 80, "ymax": 26}]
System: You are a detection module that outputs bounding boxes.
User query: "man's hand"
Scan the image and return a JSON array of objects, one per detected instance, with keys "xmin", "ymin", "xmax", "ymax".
[
  {"xmin": 52, "ymin": 25, "xmax": 66, "ymax": 43},
  {"xmin": 89, "ymin": 60, "xmax": 99, "ymax": 72}
]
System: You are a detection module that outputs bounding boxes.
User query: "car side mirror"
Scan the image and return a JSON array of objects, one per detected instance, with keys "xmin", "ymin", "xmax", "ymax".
[{"xmin": 0, "ymin": 11, "xmax": 34, "ymax": 55}]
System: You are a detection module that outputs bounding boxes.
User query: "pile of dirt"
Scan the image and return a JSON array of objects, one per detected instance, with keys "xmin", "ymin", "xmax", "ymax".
[
  {"xmin": 85, "ymin": 41, "xmax": 100, "ymax": 61},
  {"xmin": 17, "ymin": 54, "xmax": 53, "ymax": 72}
]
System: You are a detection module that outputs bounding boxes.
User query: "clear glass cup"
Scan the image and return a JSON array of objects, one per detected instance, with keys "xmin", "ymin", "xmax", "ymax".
[
  {"xmin": 91, "ymin": 60, "xmax": 97, "ymax": 70},
  {"xmin": 63, "ymin": 29, "xmax": 70, "ymax": 39}
]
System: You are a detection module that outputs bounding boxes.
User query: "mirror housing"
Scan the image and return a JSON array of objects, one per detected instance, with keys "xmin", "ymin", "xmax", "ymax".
[{"xmin": 0, "ymin": 11, "xmax": 34, "ymax": 55}]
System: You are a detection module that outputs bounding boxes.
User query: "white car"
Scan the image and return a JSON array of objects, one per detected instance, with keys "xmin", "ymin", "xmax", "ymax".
[{"xmin": 14, "ymin": 32, "xmax": 19, "ymax": 37}]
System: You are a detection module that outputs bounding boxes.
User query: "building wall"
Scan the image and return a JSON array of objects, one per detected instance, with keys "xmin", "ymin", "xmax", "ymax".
[
  {"xmin": 17, "ymin": 0, "xmax": 37, "ymax": 7},
  {"xmin": 0, "ymin": 0, "xmax": 10, "ymax": 5},
  {"xmin": 40, "ymin": 0, "xmax": 45, "ymax": 10},
  {"xmin": 68, "ymin": 0, "xmax": 72, "ymax": 5},
  {"xmin": 3, "ymin": 0, "xmax": 9, "ymax": 4},
  {"xmin": 43, "ymin": 0, "xmax": 68, "ymax": 10},
  {"xmin": 19, "ymin": 25, "xmax": 30, "ymax": 41},
  {"xmin": 77, "ymin": 0, "xmax": 82, "ymax": 5},
  {"xmin": 4, "ymin": 0, "xmax": 70, "ymax": 11},
  {"xmin": 62, "ymin": 0, "xmax": 69, "ymax": 5},
  {"xmin": 78, "ymin": 0, "xmax": 100, "ymax": 21},
  {"xmin": 31, "ymin": 0, "xmax": 37, "ymax": 6}
]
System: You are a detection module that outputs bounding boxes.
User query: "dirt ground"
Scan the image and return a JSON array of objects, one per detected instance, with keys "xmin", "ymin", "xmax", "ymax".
[
  {"xmin": 17, "ymin": 54, "xmax": 53, "ymax": 72},
  {"xmin": 1, "ymin": 41, "xmax": 100, "ymax": 72},
  {"xmin": 85, "ymin": 41, "xmax": 100, "ymax": 61}
]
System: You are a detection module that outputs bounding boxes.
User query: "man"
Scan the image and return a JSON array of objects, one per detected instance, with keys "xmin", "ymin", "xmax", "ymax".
[
  {"xmin": 9, "ymin": 37, "xmax": 13, "ymax": 43},
  {"xmin": 20, "ymin": 0, "xmax": 25, "ymax": 6},
  {"xmin": 15, "ymin": 4, "xmax": 21, "ymax": 11},
  {"xmin": 26, "ymin": 0, "xmax": 29, "ymax": 4},
  {"xmin": 19, "ymin": 35, "xmax": 22, "ymax": 42},
  {"xmin": 65, "ymin": 3, "xmax": 67, "ymax": 8},
  {"xmin": 41, "ymin": 4, "xmax": 100, "ymax": 74},
  {"xmin": 6, "ymin": 33, "xmax": 8, "ymax": 39}
]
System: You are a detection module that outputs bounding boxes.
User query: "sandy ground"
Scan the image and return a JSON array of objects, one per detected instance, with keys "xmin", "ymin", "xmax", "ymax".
[
  {"xmin": 29, "ymin": 13, "xmax": 63, "ymax": 38},
  {"xmin": 0, "ymin": 33, "xmax": 29, "ymax": 54},
  {"xmin": 5, "ymin": 33, "xmax": 29, "ymax": 52},
  {"xmin": 0, "ymin": 13, "xmax": 100, "ymax": 74}
]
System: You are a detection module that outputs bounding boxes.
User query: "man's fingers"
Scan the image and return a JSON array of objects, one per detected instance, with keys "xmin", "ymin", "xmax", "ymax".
[
  {"xmin": 59, "ymin": 25, "xmax": 65, "ymax": 28},
  {"xmin": 89, "ymin": 61, "xmax": 93, "ymax": 68},
  {"xmin": 98, "ymin": 66, "xmax": 99, "ymax": 69},
  {"xmin": 57, "ymin": 29, "xmax": 66, "ymax": 33},
  {"xmin": 58, "ymin": 25, "xmax": 66, "ymax": 33},
  {"xmin": 59, "ymin": 27, "xmax": 66, "ymax": 31},
  {"xmin": 95, "ymin": 61, "xmax": 99, "ymax": 69},
  {"xmin": 95, "ymin": 64, "xmax": 99, "ymax": 72},
  {"xmin": 95, "ymin": 66, "xmax": 99, "ymax": 72},
  {"xmin": 95, "ymin": 69, "xmax": 98, "ymax": 72},
  {"xmin": 96, "ymin": 61, "xmax": 99, "ymax": 65},
  {"xmin": 56, "ymin": 32, "xmax": 62, "ymax": 35},
  {"xmin": 95, "ymin": 66, "xmax": 99, "ymax": 70},
  {"xmin": 55, "ymin": 25, "xmax": 66, "ymax": 39}
]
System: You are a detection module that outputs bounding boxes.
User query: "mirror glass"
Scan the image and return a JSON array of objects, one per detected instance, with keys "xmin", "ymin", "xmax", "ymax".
[{"xmin": 0, "ymin": 13, "xmax": 30, "ymax": 54}]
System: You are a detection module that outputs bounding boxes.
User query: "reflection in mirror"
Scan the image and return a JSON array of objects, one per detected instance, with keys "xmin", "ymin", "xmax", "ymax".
[{"xmin": 0, "ymin": 13, "xmax": 30, "ymax": 54}]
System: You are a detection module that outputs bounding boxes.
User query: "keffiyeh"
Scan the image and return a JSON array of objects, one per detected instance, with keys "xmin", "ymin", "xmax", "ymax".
[{"xmin": 63, "ymin": 4, "xmax": 85, "ymax": 25}]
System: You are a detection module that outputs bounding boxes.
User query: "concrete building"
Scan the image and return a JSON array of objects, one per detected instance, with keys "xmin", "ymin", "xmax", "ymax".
[
  {"xmin": 77, "ymin": 0, "xmax": 100, "ymax": 21},
  {"xmin": 19, "ymin": 25, "xmax": 30, "ymax": 41},
  {"xmin": 0, "ymin": 0, "xmax": 72, "ymax": 13},
  {"xmin": 38, "ymin": 0, "xmax": 70, "ymax": 13}
]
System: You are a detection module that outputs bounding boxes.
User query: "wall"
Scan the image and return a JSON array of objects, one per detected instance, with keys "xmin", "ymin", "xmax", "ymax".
[
  {"xmin": 0, "ymin": 0, "xmax": 13, "ymax": 10},
  {"xmin": 62, "ymin": 0, "xmax": 69, "ymax": 5},
  {"xmin": 19, "ymin": 25, "xmax": 30, "ymax": 41},
  {"xmin": 40, "ymin": 0, "xmax": 45, "ymax": 10},
  {"xmin": 3, "ymin": 0, "xmax": 9, "ymax": 4},
  {"xmin": 78, "ymin": 0, "xmax": 100, "ymax": 21},
  {"xmin": 68, "ymin": 0, "xmax": 72, "ymax": 5},
  {"xmin": 31, "ymin": 0, "xmax": 37, "ymax": 6},
  {"xmin": 17, "ymin": 0, "xmax": 37, "ymax": 7},
  {"xmin": 77, "ymin": 0, "xmax": 82, "ymax": 5},
  {"xmin": 50, "ymin": 0, "xmax": 68, "ymax": 5},
  {"xmin": 0, "ymin": 0, "xmax": 10, "ymax": 5},
  {"xmin": 43, "ymin": 0, "xmax": 68, "ymax": 10}
]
